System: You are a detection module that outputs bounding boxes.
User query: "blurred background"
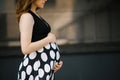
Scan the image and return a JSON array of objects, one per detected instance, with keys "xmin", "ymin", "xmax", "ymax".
[{"xmin": 0, "ymin": 0, "xmax": 120, "ymax": 80}]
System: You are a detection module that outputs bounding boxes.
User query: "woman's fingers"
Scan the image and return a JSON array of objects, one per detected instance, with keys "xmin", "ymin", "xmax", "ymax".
[
  {"xmin": 47, "ymin": 33, "xmax": 56, "ymax": 43},
  {"xmin": 58, "ymin": 61, "xmax": 63, "ymax": 66},
  {"xmin": 53, "ymin": 61, "xmax": 63, "ymax": 72}
]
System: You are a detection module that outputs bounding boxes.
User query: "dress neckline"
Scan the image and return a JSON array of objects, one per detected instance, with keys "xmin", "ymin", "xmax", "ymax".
[
  {"xmin": 29, "ymin": 10, "xmax": 42, "ymax": 19},
  {"xmin": 29, "ymin": 10, "xmax": 51, "ymax": 28}
]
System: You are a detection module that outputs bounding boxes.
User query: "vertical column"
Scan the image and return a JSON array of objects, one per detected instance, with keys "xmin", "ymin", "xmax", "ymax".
[
  {"xmin": 0, "ymin": 0, "xmax": 7, "ymax": 41},
  {"xmin": 54, "ymin": 0, "xmax": 79, "ymax": 44},
  {"xmin": 6, "ymin": 0, "xmax": 19, "ymax": 40}
]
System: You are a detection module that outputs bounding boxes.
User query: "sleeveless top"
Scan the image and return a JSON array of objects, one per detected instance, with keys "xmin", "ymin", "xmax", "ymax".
[{"xmin": 28, "ymin": 10, "xmax": 51, "ymax": 42}]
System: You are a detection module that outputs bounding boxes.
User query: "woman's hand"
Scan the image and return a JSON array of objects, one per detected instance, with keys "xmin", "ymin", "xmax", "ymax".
[
  {"xmin": 53, "ymin": 61, "xmax": 63, "ymax": 73},
  {"xmin": 46, "ymin": 33, "xmax": 56, "ymax": 43}
]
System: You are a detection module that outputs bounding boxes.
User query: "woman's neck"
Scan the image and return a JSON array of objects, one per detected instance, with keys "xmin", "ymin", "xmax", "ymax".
[
  {"xmin": 30, "ymin": 6, "xmax": 40, "ymax": 18},
  {"xmin": 31, "ymin": 4, "xmax": 37, "ymax": 13}
]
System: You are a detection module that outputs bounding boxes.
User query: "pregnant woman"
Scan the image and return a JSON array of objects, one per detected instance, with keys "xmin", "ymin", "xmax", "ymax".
[{"xmin": 16, "ymin": 0, "xmax": 63, "ymax": 80}]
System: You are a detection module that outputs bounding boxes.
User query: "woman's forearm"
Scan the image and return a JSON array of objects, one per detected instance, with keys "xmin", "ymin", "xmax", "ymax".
[{"xmin": 21, "ymin": 37, "xmax": 49, "ymax": 55}]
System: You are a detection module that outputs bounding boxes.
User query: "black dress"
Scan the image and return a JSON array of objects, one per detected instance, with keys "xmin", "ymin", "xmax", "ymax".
[{"xmin": 17, "ymin": 10, "xmax": 61, "ymax": 80}]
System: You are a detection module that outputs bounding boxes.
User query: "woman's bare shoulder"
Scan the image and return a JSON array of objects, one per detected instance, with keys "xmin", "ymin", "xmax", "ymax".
[
  {"xmin": 20, "ymin": 12, "xmax": 33, "ymax": 21},
  {"xmin": 19, "ymin": 12, "xmax": 34, "ymax": 30}
]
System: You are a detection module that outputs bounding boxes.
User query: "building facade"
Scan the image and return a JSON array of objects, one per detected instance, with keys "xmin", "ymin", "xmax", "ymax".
[{"xmin": 0, "ymin": 0, "xmax": 120, "ymax": 46}]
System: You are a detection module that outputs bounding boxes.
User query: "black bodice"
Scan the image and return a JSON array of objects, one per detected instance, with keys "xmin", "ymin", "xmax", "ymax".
[{"xmin": 28, "ymin": 10, "xmax": 51, "ymax": 42}]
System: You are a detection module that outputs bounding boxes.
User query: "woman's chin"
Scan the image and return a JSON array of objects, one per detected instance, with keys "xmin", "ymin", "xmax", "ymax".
[{"xmin": 40, "ymin": 6, "xmax": 44, "ymax": 9}]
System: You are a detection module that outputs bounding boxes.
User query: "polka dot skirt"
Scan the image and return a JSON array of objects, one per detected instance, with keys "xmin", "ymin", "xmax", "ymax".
[{"xmin": 17, "ymin": 43, "xmax": 61, "ymax": 80}]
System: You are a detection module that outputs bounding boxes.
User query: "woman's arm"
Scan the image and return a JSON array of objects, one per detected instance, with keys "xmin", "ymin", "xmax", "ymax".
[{"xmin": 19, "ymin": 13, "xmax": 56, "ymax": 55}]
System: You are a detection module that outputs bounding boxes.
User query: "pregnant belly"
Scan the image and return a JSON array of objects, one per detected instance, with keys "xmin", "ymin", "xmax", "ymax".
[
  {"xmin": 37, "ymin": 43, "xmax": 61, "ymax": 62},
  {"xmin": 44, "ymin": 43, "xmax": 60, "ymax": 51}
]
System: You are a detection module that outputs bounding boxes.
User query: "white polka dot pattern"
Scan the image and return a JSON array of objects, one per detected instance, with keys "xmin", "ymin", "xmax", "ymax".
[
  {"xmin": 38, "ymin": 68, "xmax": 44, "ymax": 78},
  {"xmin": 24, "ymin": 54, "xmax": 27, "ymax": 59},
  {"xmin": 41, "ymin": 52, "xmax": 48, "ymax": 62},
  {"xmin": 18, "ymin": 73, "xmax": 20, "ymax": 79},
  {"xmin": 45, "ymin": 44, "xmax": 50, "ymax": 49},
  {"xmin": 23, "ymin": 58, "xmax": 29, "ymax": 67},
  {"xmin": 29, "ymin": 52, "xmax": 37, "ymax": 60},
  {"xmin": 26, "ymin": 65, "xmax": 32, "ymax": 75},
  {"xmin": 46, "ymin": 75, "xmax": 50, "ymax": 80},
  {"xmin": 51, "ymin": 43, "xmax": 56, "ymax": 49},
  {"xmin": 33, "ymin": 60, "xmax": 40, "ymax": 71},
  {"xmin": 44, "ymin": 64, "xmax": 50, "ymax": 73},
  {"xmin": 51, "ymin": 73, "xmax": 54, "ymax": 80},
  {"xmin": 21, "ymin": 71, "xmax": 26, "ymax": 80},
  {"xmin": 35, "ymin": 75, "xmax": 39, "ymax": 80},
  {"xmin": 56, "ymin": 44, "xmax": 60, "ymax": 51},
  {"xmin": 29, "ymin": 75, "xmax": 34, "ymax": 80},
  {"xmin": 50, "ymin": 61, "xmax": 54, "ymax": 69},
  {"xmin": 50, "ymin": 50, "xmax": 55, "ymax": 59},
  {"xmin": 19, "ymin": 62, "xmax": 22, "ymax": 71},
  {"xmin": 54, "ymin": 61, "xmax": 57, "ymax": 65},
  {"xmin": 38, "ymin": 48, "xmax": 44, "ymax": 53},
  {"xmin": 56, "ymin": 51, "xmax": 60, "ymax": 60},
  {"xmin": 18, "ymin": 42, "xmax": 61, "ymax": 80}
]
